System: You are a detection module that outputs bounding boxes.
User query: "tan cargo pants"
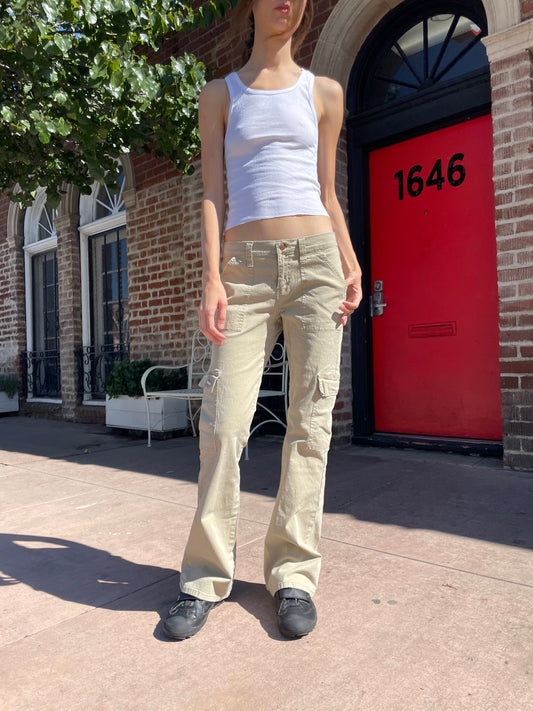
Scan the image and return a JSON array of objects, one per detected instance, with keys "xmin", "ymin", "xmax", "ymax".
[{"xmin": 180, "ymin": 232, "xmax": 346, "ymax": 601}]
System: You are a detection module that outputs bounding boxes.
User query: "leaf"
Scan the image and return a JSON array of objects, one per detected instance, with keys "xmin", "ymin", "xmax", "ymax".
[
  {"xmin": 1, "ymin": 106, "xmax": 16, "ymax": 123},
  {"xmin": 56, "ymin": 117, "xmax": 72, "ymax": 136},
  {"xmin": 42, "ymin": 1, "xmax": 59, "ymax": 22},
  {"xmin": 54, "ymin": 33, "xmax": 73, "ymax": 54},
  {"xmin": 21, "ymin": 45, "xmax": 36, "ymax": 59},
  {"xmin": 53, "ymin": 90, "xmax": 68, "ymax": 105}
]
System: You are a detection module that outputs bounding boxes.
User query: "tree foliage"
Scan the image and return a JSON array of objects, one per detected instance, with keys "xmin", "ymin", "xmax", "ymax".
[{"xmin": 0, "ymin": 0, "xmax": 236, "ymax": 206}]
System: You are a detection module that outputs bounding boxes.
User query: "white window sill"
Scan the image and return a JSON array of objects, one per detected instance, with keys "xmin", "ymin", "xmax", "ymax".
[{"xmin": 26, "ymin": 398, "xmax": 62, "ymax": 404}]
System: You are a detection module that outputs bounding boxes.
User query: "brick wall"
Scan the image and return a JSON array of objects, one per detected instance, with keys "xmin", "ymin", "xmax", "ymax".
[
  {"xmin": 490, "ymin": 48, "xmax": 533, "ymax": 470},
  {"xmin": 127, "ymin": 160, "xmax": 189, "ymax": 364},
  {"xmin": 522, "ymin": 1, "xmax": 533, "ymax": 20},
  {"xmin": 0, "ymin": 195, "xmax": 26, "ymax": 382},
  {"xmin": 55, "ymin": 213, "xmax": 83, "ymax": 419}
]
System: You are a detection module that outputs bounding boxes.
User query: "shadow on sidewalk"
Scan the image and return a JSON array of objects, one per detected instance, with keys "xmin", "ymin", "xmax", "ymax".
[
  {"xmin": 1, "ymin": 417, "xmax": 533, "ymax": 555},
  {"xmin": 0, "ymin": 534, "xmax": 176, "ymax": 611},
  {"xmin": 0, "ymin": 533, "xmax": 288, "ymax": 640}
]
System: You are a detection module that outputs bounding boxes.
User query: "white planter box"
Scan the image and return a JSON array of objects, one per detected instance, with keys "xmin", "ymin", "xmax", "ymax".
[
  {"xmin": 0, "ymin": 391, "xmax": 19, "ymax": 413},
  {"xmin": 105, "ymin": 395, "xmax": 187, "ymax": 432}
]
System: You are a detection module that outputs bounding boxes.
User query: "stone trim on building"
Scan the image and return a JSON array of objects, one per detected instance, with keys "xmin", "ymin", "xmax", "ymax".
[{"xmin": 483, "ymin": 19, "xmax": 533, "ymax": 469}]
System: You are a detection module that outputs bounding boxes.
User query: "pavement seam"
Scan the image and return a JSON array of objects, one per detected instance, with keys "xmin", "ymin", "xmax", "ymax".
[
  {"xmin": 320, "ymin": 534, "xmax": 533, "ymax": 589},
  {"xmin": 0, "ymin": 440, "xmax": 149, "ymax": 469},
  {"xmin": 0, "ymin": 489, "xmax": 108, "ymax": 516},
  {"xmin": 223, "ymin": 514, "xmax": 533, "ymax": 589},
  {"xmin": 0, "ymin": 464, "xmax": 200, "ymax": 511}
]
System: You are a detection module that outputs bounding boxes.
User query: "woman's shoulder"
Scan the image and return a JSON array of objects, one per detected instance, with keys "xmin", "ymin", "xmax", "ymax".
[
  {"xmin": 312, "ymin": 74, "xmax": 343, "ymax": 100},
  {"xmin": 310, "ymin": 74, "xmax": 344, "ymax": 124},
  {"xmin": 200, "ymin": 77, "xmax": 230, "ymax": 98},
  {"xmin": 199, "ymin": 78, "xmax": 230, "ymax": 112}
]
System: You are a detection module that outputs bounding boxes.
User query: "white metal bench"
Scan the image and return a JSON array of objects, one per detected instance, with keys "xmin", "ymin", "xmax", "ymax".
[{"xmin": 141, "ymin": 330, "xmax": 288, "ymax": 456}]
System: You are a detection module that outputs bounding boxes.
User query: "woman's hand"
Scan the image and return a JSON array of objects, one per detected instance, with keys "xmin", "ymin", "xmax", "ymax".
[
  {"xmin": 339, "ymin": 272, "xmax": 363, "ymax": 326},
  {"xmin": 198, "ymin": 278, "xmax": 228, "ymax": 345}
]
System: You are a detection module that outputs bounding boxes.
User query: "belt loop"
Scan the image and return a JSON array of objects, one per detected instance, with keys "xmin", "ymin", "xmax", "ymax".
[{"xmin": 246, "ymin": 242, "xmax": 253, "ymax": 268}]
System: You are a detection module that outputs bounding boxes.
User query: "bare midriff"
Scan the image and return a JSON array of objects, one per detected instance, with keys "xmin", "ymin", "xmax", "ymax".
[{"xmin": 225, "ymin": 214, "xmax": 333, "ymax": 242}]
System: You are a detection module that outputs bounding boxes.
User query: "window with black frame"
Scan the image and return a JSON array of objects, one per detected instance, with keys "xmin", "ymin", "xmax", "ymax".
[
  {"xmin": 87, "ymin": 226, "xmax": 129, "ymax": 399},
  {"xmin": 78, "ymin": 167, "xmax": 129, "ymax": 400},
  {"xmin": 24, "ymin": 194, "xmax": 61, "ymax": 399},
  {"xmin": 31, "ymin": 249, "xmax": 60, "ymax": 398},
  {"xmin": 363, "ymin": 11, "xmax": 487, "ymax": 110}
]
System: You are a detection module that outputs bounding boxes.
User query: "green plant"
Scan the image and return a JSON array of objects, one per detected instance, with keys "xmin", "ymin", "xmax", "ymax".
[
  {"xmin": 105, "ymin": 359, "xmax": 187, "ymax": 399},
  {"xmin": 0, "ymin": 0, "xmax": 238, "ymax": 207},
  {"xmin": 0, "ymin": 374, "xmax": 19, "ymax": 398}
]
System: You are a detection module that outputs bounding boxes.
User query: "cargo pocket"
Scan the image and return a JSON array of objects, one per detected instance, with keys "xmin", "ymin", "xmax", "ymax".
[
  {"xmin": 223, "ymin": 307, "xmax": 245, "ymax": 333},
  {"xmin": 307, "ymin": 373, "xmax": 340, "ymax": 452},
  {"xmin": 199, "ymin": 369, "xmax": 220, "ymax": 392}
]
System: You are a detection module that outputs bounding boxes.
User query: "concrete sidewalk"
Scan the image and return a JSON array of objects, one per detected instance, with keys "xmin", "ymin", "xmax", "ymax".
[{"xmin": 0, "ymin": 416, "xmax": 532, "ymax": 711}]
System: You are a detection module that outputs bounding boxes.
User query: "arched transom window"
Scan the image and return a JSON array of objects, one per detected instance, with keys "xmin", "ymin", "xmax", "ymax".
[
  {"xmin": 80, "ymin": 166, "xmax": 125, "ymax": 227},
  {"xmin": 95, "ymin": 168, "xmax": 126, "ymax": 219},
  {"xmin": 37, "ymin": 203, "xmax": 57, "ymax": 241},
  {"xmin": 360, "ymin": 8, "xmax": 488, "ymax": 110}
]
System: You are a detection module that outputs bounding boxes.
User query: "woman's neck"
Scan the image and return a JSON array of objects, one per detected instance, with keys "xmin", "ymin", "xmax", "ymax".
[
  {"xmin": 245, "ymin": 34, "xmax": 298, "ymax": 75},
  {"xmin": 239, "ymin": 38, "xmax": 301, "ymax": 90}
]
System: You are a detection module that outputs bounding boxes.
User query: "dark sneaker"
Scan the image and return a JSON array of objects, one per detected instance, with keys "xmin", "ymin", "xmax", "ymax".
[
  {"xmin": 274, "ymin": 588, "xmax": 317, "ymax": 638},
  {"xmin": 163, "ymin": 593, "xmax": 222, "ymax": 640}
]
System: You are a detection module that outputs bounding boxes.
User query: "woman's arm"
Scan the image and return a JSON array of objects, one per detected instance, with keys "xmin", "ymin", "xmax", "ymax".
[
  {"xmin": 197, "ymin": 79, "xmax": 229, "ymax": 345},
  {"xmin": 315, "ymin": 76, "xmax": 363, "ymax": 325}
]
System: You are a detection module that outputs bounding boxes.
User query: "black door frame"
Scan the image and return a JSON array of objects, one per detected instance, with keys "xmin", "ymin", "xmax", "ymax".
[{"xmin": 346, "ymin": 0, "xmax": 501, "ymax": 455}]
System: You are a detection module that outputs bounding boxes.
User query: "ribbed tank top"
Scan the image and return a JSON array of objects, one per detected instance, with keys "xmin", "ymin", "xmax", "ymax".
[{"xmin": 224, "ymin": 69, "xmax": 329, "ymax": 231}]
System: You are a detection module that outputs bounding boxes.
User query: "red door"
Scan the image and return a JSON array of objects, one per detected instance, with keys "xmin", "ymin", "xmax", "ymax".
[{"xmin": 369, "ymin": 115, "xmax": 501, "ymax": 440}]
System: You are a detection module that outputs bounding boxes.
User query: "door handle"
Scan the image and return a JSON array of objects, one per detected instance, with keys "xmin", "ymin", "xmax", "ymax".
[{"xmin": 370, "ymin": 280, "xmax": 388, "ymax": 317}]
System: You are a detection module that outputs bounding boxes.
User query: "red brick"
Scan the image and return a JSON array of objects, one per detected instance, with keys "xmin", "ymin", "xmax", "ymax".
[
  {"xmin": 522, "ymin": 1, "xmax": 533, "ymax": 20},
  {"xmin": 500, "ymin": 345, "xmax": 518, "ymax": 358},
  {"xmin": 498, "ymin": 266, "xmax": 533, "ymax": 283},
  {"xmin": 521, "ymin": 346, "xmax": 533, "ymax": 358},
  {"xmin": 519, "ymin": 314, "xmax": 533, "ymax": 327},
  {"xmin": 505, "ymin": 451, "xmax": 533, "ymax": 470},
  {"xmin": 499, "ymin": 298, "xmax": 533, "ymax": 312},
  {"xmin": 501, "ymin": 359, "xmax": 533, "ymax": 374},
  {"xmin": 501, "ymin": 376, "xmax": 520, "ymax": 389},
  {"xmin": 500, "ymin": 328, "xmax": 533, "ymax": 342}
]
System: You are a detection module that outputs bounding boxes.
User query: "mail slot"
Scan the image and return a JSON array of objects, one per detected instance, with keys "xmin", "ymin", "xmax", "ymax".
[{"xmin": 408, "ymin": 321, "xmax": 457, "ymax": 338}]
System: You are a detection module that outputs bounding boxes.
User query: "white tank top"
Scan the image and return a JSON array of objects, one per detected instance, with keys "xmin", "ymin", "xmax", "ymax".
[{"xmin": 224, "ymin": 69, "xmax": 329, "ymax": 230}]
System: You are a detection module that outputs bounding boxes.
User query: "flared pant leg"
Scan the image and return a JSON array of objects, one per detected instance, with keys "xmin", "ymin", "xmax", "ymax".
[
  {"xmin": 179, "ymin": 240, "xmax": 281, "ymax": 602},
  {"xmin": 180, "ymin": 233, "xmax": 345, "ymax": 602},
  {"xmin": 263, "ymin": 234, "xmax": 345, "ymax": 597}
]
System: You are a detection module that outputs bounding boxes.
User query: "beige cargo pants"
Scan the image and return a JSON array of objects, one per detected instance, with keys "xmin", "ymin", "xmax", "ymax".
[{"xmin": 180, "ymin": 232, "xmax": 346, "ymax": 601}]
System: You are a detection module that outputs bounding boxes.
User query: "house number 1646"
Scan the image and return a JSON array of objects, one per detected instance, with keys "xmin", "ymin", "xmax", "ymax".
[{"xmin": 393, "ymin": 153, "xmax": 466, "ymax": 200}]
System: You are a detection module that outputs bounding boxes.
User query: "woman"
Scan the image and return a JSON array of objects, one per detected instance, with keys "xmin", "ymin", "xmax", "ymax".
[{"xmin": 164, "ymin": 0, "xmax": 362, "ymax": 640}]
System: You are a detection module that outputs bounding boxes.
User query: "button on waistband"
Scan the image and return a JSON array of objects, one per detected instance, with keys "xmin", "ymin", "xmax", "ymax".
[{"xmin": 278, "ymin": 242, "xmax": 287, "ymax": 250}]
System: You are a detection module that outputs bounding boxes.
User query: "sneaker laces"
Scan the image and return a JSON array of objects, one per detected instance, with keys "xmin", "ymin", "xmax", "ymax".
[
  {"xmin": 279, "ymin": 597, "xmax": 309, "ymax": 613},
  {"xmin": 168, "ymin": 598, "xmax": 196, "ymax": 615}
]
